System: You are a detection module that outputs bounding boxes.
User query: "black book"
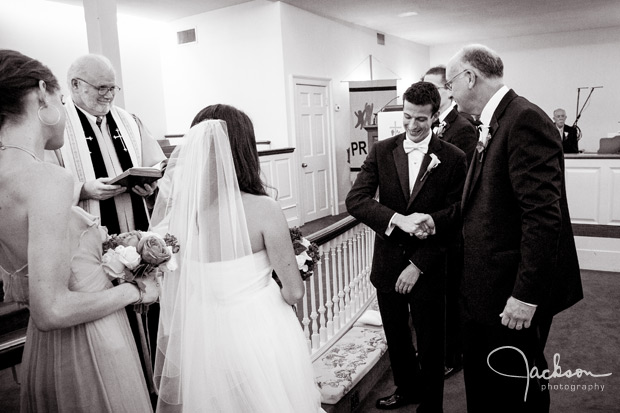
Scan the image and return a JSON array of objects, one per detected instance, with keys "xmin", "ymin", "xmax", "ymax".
[{"xmin": 108, "ymin": 163, "xmax": 164, "ymax": 188}]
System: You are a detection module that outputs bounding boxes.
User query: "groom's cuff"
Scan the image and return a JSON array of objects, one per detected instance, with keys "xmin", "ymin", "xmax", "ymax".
[{"xmin": 385, "ymin": 213, "xmax": 397, "ymax": 236}]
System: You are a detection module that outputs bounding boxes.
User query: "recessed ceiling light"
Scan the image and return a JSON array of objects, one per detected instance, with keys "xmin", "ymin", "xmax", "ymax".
[{"xmin": 398, "ymin": 11, "xmax": 418, "ymax": 17}]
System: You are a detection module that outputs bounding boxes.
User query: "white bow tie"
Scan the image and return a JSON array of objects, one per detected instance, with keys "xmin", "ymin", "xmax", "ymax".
[{"xmin": 403, "ymin": 138, "xmax": 428, "ymax": 154}]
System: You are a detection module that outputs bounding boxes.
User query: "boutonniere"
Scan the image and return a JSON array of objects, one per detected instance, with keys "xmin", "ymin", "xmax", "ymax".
[
  {"xmin": 476, "ymin": 125, "xmax": 492, "ymax": 162},
  {"xmin": 420, "ymin": 153, "xmax": 441, "ymax": 181},
  {"xmin": 434, "ymin": 121, "xmax": 448, "ymax": 138},
  {"xmin": 564, "ymin": 131, "xmax": 568, "ymax": 138}
]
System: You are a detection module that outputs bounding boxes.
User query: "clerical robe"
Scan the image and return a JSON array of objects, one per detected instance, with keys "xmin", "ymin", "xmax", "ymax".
[{"xmin": 45, "ymin": 97, "xmax": 166, "ymax": 234}]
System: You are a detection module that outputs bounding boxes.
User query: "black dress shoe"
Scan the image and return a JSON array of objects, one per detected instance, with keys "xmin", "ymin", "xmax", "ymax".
[{"xmin": 375, "ymin": 392, "xmax": 417, "ymax": 410}]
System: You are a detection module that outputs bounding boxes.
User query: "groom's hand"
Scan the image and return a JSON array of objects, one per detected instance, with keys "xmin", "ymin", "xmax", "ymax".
[
  {"xmin": 395, "ymin": 263, "xmax": 421, "ymax": 294},
  {"xmin": 393, "ymin": 213, "xmax": 435, "ymax": 239}
]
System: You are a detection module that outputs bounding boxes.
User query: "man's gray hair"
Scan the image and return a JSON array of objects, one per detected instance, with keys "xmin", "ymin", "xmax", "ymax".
[{"xmin": 459, "ymin": 44, "xmax": 504, "ymax": 79}]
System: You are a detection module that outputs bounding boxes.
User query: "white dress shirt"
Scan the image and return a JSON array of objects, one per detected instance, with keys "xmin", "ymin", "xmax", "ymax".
[{"xmin": 385, "ymin": 130, "xmax": 432, "ymax": 236}]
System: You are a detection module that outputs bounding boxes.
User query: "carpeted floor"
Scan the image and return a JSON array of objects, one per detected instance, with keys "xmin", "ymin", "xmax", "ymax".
[{"xmin": 356, "ymin": 269, "xmax": 620, "ymax": 413}]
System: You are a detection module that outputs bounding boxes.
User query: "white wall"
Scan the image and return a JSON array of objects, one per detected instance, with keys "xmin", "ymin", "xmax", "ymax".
[
  {"xmin": 0, "ymin": 1, "xmax": 88, "ymax": 94},
  {"xmin": 279, "ymin": 2, "xmax": 429, "ymax": 210},
  {"xmin": 430, "ymin": 27, "xmax": 620, "ymax": 153},
  {"xmin": 117, "ymin": 15, "xmax": 168, "ymax": 139},
  {"xmin": 160, "ymin": 0, "xmax": 288, "ymax": 142},
  {"xmin": 0, "ymin": 0, "xmax": 168, "ymax": 140}
]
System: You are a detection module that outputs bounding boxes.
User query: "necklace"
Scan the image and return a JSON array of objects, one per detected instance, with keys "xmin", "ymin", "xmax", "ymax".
[{"xmin": 0, "ymin": 143, "xmax": 42, "ymax": 162}]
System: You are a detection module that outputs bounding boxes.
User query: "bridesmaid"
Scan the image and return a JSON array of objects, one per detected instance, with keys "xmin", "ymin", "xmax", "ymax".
[{"xmin": 0, "ymin": 49, "xmax": 158, "ymax": 412}]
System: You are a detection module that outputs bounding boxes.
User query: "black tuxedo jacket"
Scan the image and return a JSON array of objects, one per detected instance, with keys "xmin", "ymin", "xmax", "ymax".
[
  {"xmin": 461, "ymin": 89, "xmax": 583, "ymax": 325},
  {"xmin": 438, "ymin": 107, "xmax": 478, "ymax": 165},
  {"xmin": 559, "ymin": 124, "xmax": 579, "ymax": 154},
  {"xmin": 346, "ymin": 133, "xmax": 467, "ymax": 293}
]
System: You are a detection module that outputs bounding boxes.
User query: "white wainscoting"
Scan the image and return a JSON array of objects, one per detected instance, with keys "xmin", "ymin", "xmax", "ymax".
[
  {"xmin": 565, "ymin": 155, "xmax": 620, "ymax": 272},
  {"xmin": 259, "ymin": 149, "xmax": 300, "ymax": 226}
]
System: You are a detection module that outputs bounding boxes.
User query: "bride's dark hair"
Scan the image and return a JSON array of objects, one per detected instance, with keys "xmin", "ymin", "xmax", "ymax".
[{"xmin": 191, "ymin": 104, "xmax": 268, "ymax": 196}]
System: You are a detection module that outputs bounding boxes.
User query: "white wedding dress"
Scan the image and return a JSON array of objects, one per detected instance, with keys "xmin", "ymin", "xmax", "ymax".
[{"xmin": 151, "ymin": 120, "xmax": 323, "ymax": 412}]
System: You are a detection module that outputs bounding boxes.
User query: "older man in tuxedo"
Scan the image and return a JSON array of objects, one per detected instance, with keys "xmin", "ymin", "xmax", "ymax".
[
  {"xmin": 553, "ymin": 108, "xmax": 580, "ymax": 153},
  {"xmin": 446, "ymin": 44, "xmax": 582, "ymax": 412},
  {"xmin": 346, "ymin": 82, "xmax": 466, "ymax": 413}
]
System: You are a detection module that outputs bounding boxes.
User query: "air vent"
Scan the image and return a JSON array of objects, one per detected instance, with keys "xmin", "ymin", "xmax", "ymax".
[
  {"xmin": 377, "ymin": 33, "xmax": 385, "ymax": 45},
  {"xmin": 177, "ymin": 28, "xmax": 196, "ymax": 45}
]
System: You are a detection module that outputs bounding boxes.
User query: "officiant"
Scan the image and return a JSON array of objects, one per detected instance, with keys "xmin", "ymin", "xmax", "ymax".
[
  {"xmin": 45, "ymin": 53, "xmax": 165, "ymax": 406},
  {"xmin": 45, "ymin": 53, "xmax": 165, "ymax": 235}
]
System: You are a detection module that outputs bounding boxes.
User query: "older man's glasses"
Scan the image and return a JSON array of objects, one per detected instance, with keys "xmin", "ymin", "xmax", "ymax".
[
  {"xmin": 444, "ymin": 70, "xmax": 469, "ymax": 91},
  {"xmin": 75, "ymin": 78, "xmax": 121, "ymax": 95}
]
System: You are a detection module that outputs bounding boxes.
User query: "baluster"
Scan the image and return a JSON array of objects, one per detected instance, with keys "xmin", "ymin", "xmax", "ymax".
[
  {"xmin": 336, "ymin": 239, "xmax": 345, "ymax": 325},
  {"xmin": 331, "ymin": 243, "xmax": 340, "ymax": 330},
  {"xmin": 362, "ymin": 228, "xmax": 370, "ymax": 300},
  {"xmin": 367, "ymin": 228, "xmax": 374, "ymax": 297},
  {"xmin": 342, "ymin": 236, "xmax": 351, "ymax": 321},
  {"xmin": 302, "ymin": 284, "xmax": 311, "ymax": 351},
  {"xmin": 324, "ymin": 245, "xmax": 334, "ymax": 338},
  {"xmin": 317, "ymin": 248, "xmax": 327, "ymax": 345},
  {"xmin": 309, "ymin": 266, "xmax": 319, "ymax": 350},
  {"xmin": 356, "ymin": 231, "xmax": 364, "ymax": 302},
  {"xmin": 350, "ymin": 236, "xmax": 359, "ymax": 314}
]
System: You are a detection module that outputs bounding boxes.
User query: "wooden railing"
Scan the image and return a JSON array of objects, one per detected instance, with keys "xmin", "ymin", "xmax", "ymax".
[{"xmin": 296, "ymin": 217, "xmax": 376, "ymax": 362}]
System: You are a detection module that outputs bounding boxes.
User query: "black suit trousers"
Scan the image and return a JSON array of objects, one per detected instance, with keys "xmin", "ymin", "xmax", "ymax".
[
  {"xmin": 377, "ymin": 281, "xmax": 445, "ymax": 411},
  {"xmin": 461, "ymin": 315, "xmax": 553, "ymax": 413}
]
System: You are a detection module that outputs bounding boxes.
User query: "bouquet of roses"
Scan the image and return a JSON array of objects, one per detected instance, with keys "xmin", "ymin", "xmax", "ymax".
[
  {"xmin": 102, "ymin": 230, "xmax": 180, "ymax": 313},
  {"xmin": 273, "ymin": 227, "xmax": 320, "ymax": 287}
]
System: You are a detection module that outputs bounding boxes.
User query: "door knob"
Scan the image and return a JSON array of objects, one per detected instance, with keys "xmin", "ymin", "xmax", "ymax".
[{"xmin": 301, "ymin": 163, "xmax": 308, "ymax": 168}]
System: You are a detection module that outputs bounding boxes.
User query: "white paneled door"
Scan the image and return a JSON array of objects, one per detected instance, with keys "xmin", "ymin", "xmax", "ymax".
[{"xmin": 295, "ymin": 82, "xmax": 332, "ymax": 224}]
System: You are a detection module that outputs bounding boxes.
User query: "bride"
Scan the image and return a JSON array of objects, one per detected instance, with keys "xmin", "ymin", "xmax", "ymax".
[{"xmin": 151, "ymin": 104, "xmax": 324, "ymax": 412}]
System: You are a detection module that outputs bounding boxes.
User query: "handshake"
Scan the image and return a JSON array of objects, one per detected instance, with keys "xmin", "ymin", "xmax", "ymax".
[{"xmin": 393, "ymin": 212, "xmax": 435, "ymax": 240}]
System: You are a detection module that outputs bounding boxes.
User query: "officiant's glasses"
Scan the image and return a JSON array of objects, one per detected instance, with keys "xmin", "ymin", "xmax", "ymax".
[{"xmin": 75, "ymin": 78, "xmax": 121, "ymax": 95}]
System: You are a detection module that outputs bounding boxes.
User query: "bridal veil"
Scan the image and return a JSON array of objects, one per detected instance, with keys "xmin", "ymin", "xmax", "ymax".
[
  {"xmin": 150, "ymin": 119, "xmax": 323, "ymax": 412},
  {"xmin": 150, "ymin": 120, "xmax": 254, "ymax": 408}
]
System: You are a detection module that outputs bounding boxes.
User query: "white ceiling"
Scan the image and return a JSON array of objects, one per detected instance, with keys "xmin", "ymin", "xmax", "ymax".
[{"xmin": 51, "ymin": 0, "xmax": 620, "ymax": 46}]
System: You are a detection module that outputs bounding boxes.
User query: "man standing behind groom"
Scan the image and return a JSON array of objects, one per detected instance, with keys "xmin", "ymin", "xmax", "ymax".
[
  {"xmin": 346, "ymin": 82, "xmax": 466, "ymax": 413},
  {"xmin": 446, "ymin": 44, "xmax": 582, "ymax": 412}
]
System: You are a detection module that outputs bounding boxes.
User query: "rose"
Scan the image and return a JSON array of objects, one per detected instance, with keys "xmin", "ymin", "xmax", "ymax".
[
  {"xmin": 102, "ymin": 249, "xmax": 127, "ymax": 279},
  {"xmin": 115, "ymin": 231, "xmax": 142, "ymax": 248},
  {"xmin": 116, "ymin": 245, "xmax": 141, "ymax": 270},
  {"xmin": 293, "ymin": 237, "xmax": 311, "ymax": 255},
  {"xmin": 101, "ymin": 245, "xmax": 142, "ymax": 280},
  {"xmin": 138, "ymin": 233, "xmax": 172, "ymax": 265},
  {"xmin": 296, "ymin": 250, "xmax": 311, "ymax": 273}
]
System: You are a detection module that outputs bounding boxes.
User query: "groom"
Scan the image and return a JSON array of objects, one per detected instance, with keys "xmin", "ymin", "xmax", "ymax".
[{"xmin": 346, "ymin": 82, "xmax": 466, "ymax": 413}]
